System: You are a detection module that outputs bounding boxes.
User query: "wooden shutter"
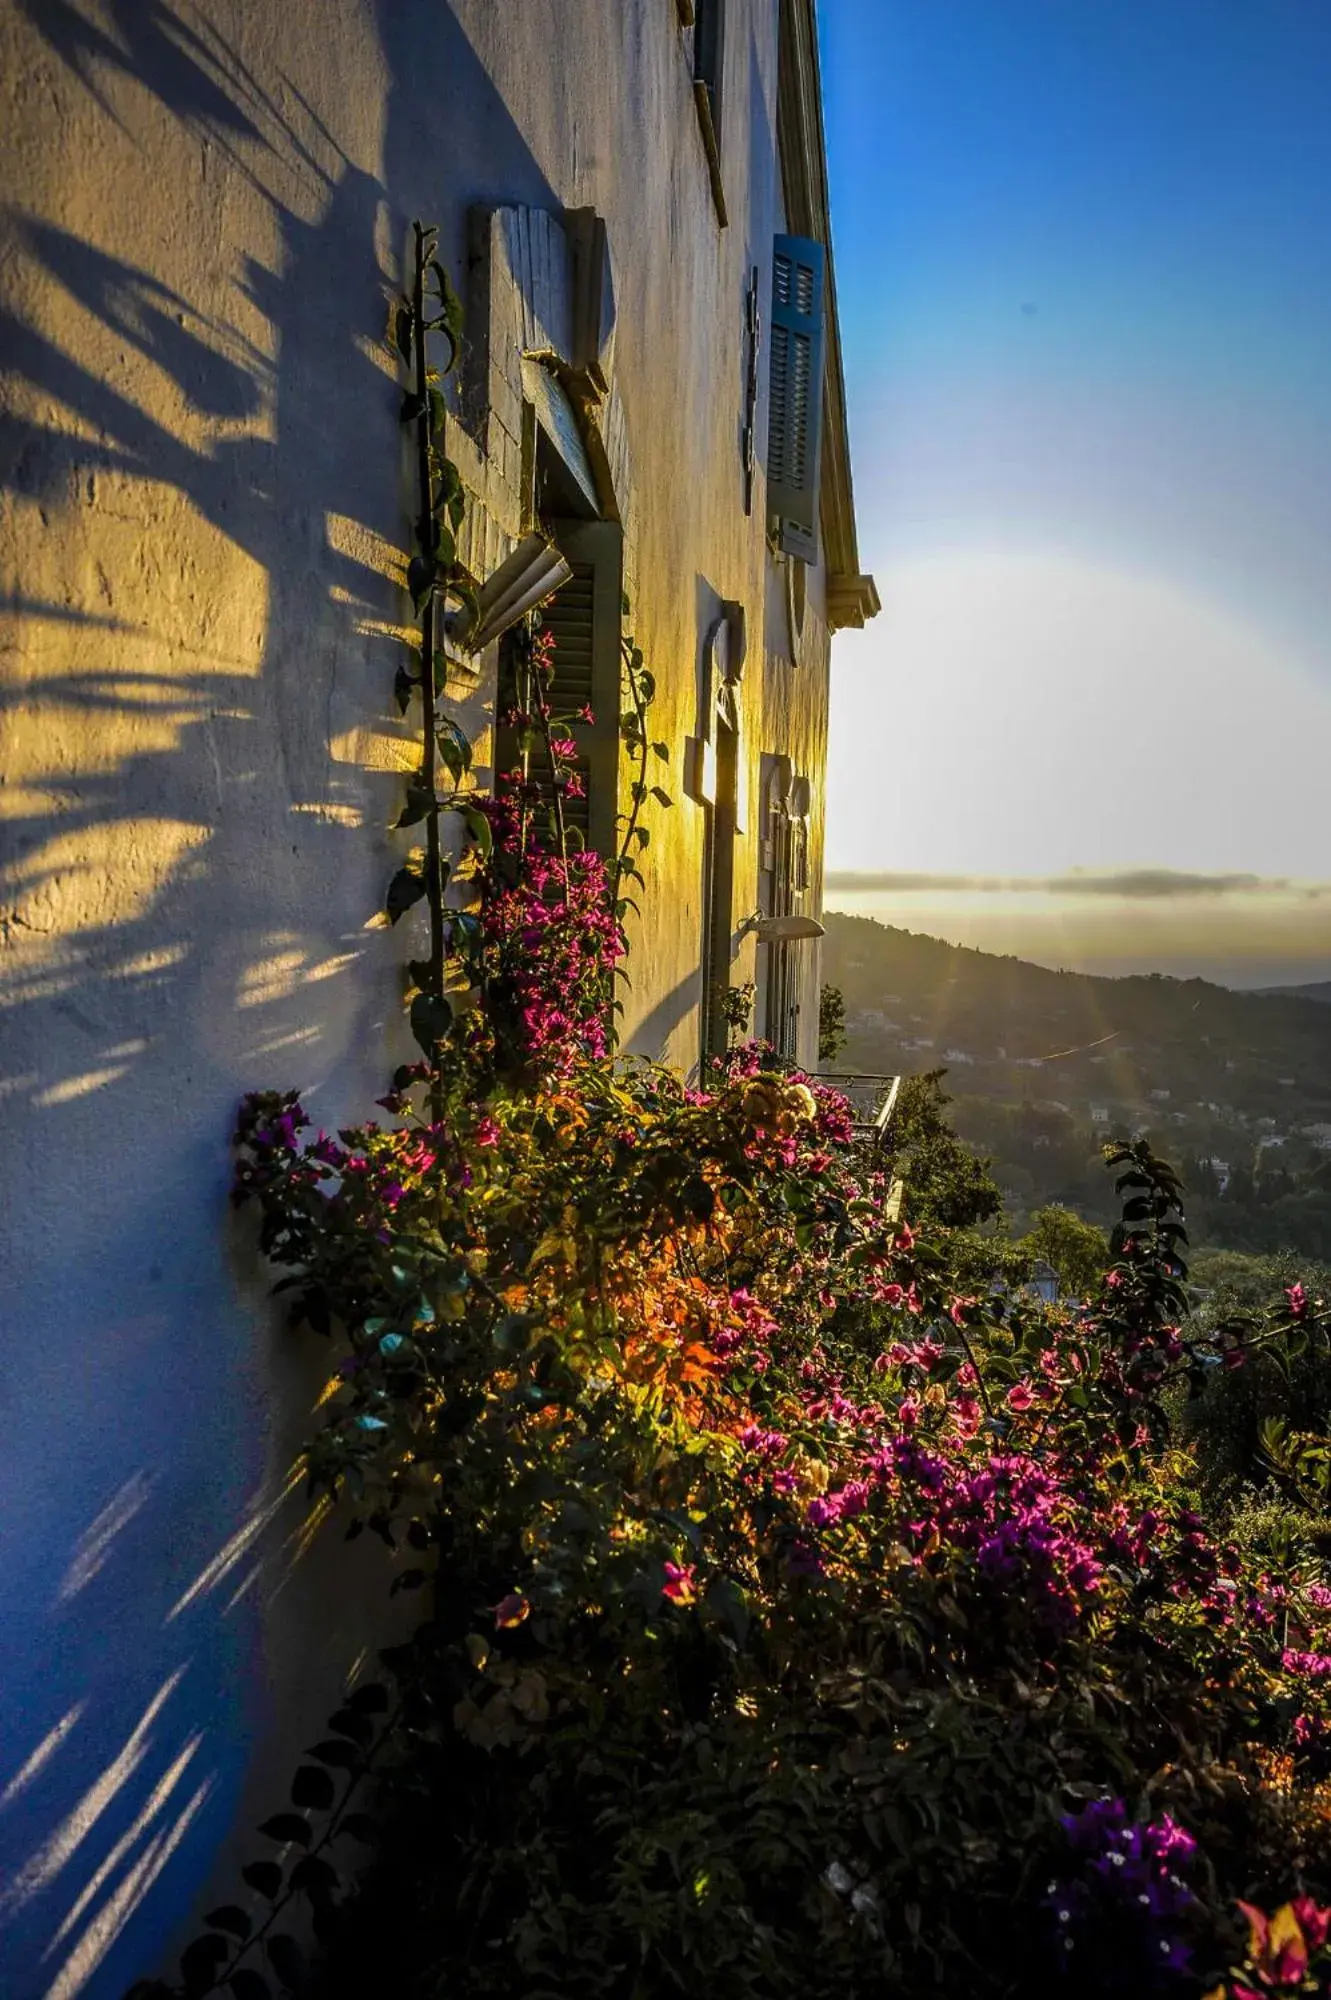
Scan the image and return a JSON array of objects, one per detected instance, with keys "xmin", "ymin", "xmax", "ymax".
[
  {"xmin": 502, "ymin": 521, "xmax": 622, "ymax": 859},
  {"xmin": 767, "ymin": 235, "xmax": 826, "ymax": 565},
  {"xmin": 531, "ymin": 562, "xmax": 595, "ymax": 841}
]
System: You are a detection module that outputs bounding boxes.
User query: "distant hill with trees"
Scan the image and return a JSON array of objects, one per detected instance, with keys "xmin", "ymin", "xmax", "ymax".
[{"xmin": 822, "ymin": 912, "xmax": 1331, "ymax": 1259}]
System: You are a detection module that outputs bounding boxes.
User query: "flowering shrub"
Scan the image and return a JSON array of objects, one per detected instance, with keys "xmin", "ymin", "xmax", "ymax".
[
  {"xmin": 124, "ymin": 242, "xmax": 1331, "ymax": 1987},
  {"xmin": 179, "ymin": 1048, "xmax": 1331, "ymax": 2000}
]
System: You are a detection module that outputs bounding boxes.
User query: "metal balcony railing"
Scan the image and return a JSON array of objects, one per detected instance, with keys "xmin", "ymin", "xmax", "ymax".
[{"xmin": 813, "ymin": 1072, "xmax": 902, "ymax": 1141}]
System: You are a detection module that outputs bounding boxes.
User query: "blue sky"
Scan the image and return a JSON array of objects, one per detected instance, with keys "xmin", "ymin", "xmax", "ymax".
[{"xmin": 817, "ymin": 0, "xmax": 1331, "ymax": 982}]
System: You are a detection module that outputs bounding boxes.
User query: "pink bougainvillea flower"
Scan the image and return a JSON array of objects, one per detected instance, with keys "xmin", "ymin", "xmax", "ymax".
[
  {"xmin": 1287, "ymin": 1282, "xmax": 1309, "ymax": 1319},
  {"xmin": 1006, "ymin": 1381, "xmax": 1035, "ymax": 1413},
  {"xmin": 952, "ymin": 1395, "xmax": 982, "ymax": 1437},
  {"xmin": 493, "ymin": 1593, "xmax": 530, "ymax": 1629},
  {"xmin": 948, "ymin": 1295, "xmax": 978, "ymax": 1326},
  {"xmin": 1290, "ymin": 1897, "xmax": 1331, "ymax": 1952},
  {"xmin": 1237, "ymin": 1900, "xmax": 1311, "ymax": 1988},
  {"xmin": 662, "ymin": 1561, "xmax": 696, "ymax": 1604},
  {"xmin": 472, "ymin": 1115, "xmax": 502, "ymax": 1148}
]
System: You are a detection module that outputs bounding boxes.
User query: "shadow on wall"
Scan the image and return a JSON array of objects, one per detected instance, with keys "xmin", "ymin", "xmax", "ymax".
[{"xmin": 0, "ymin": 3, "xmax": 554, "ymax": 1994}]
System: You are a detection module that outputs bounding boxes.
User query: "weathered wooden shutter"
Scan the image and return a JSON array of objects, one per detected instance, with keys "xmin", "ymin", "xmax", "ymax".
[
  {"xmin": 502, "ymin": 521, "xmax": 621, "ymax": 859},
  {"xmin": 767, "ymin": 235, "xmax": 826, "ymax": 565},
  {"xmin": 531, "ymin": 562, "xmax": 595, "ymax": 841}
]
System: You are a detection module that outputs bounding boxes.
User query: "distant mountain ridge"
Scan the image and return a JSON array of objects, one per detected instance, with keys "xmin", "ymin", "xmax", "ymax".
[
  {"xmin": 1261, "ymin": 981, "xmax": 1331, "ymax": 1005},
  {"xmin": 820, "ymin": 912, "xmax": 1331, "ymax": 1257}
]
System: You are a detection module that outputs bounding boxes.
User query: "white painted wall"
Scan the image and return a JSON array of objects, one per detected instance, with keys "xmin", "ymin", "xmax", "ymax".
[{"xmin": 0, "ymin": 3, "xmax": 840, "ymax": 1990}]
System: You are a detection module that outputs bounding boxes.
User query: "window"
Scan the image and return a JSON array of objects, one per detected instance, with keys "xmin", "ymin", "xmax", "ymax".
[
  {"xmin": 496, "ymin": 517, "xmax": 623, "ymax": 861},
  {"xmin": 767, "ymin": 235, "xmax": 827, "ymax": 565},
  {"xmin": 759, "ymin": 758, "xmax": 806, "ymax": 1060},
  {"xmin": 698, "ymin": 610, "xmax": 745, "ymax": 1064}
]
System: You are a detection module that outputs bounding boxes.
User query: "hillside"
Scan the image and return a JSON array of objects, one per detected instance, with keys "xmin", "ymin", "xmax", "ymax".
[
  {"xmin": 1263, "ymin": 981, "xmax": 1331, "ymax": 1005},
  {"xmin": 821, "ymin": 912, "xmax": 1331, "ymax": 1257}
]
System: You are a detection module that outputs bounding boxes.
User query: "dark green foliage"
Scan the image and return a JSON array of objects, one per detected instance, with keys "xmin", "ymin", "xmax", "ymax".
[
  {"xmin": 878, "ymin": 1069, "xmax": 1004, "ymax": 1231},
  {"xmin": 817, "ymin": 982, "xmax": 846, "ymax": 1064}
]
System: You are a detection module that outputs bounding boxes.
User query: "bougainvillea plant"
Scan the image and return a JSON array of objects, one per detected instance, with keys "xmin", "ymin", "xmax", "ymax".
[{"xmin": 126, "ymin": 223, "xmax": 1331, "ymax": 2000}]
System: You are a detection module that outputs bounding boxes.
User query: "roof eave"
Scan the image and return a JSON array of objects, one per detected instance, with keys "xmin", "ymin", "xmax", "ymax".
[{"xmin": 777, "ymin": 0, "xmax": 877, "ymax": 627}]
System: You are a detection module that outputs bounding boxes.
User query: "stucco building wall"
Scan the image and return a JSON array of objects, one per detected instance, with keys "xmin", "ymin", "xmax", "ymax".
[{"xmin": 0, "ymin": 3, "xmax": 871, "ymax": 1992}]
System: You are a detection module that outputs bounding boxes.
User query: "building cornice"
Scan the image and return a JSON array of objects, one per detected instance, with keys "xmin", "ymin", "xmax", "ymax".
[{"xmin": 777, "ymin": 0, "xmax": 878, "ymax": 626}]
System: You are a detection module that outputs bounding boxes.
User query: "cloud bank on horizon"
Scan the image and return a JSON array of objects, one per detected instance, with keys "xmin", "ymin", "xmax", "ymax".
[{"xmin": 825, "ymin": 870, "xmax": 1331, "ymax": 901}]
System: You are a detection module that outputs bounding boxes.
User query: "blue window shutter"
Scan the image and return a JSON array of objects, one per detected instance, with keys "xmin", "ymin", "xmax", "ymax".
[{"xmin": 766, "ymin": 235, "xmax": 826, "ymax": 565}]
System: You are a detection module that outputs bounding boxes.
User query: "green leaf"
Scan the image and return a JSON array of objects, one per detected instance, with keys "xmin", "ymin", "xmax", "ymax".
[
  {"xmin": 258, "ymin": 1813, "xmax": 312, "ymax": 1848},
  {"xmin": 634, "ymin": 827, "xmax": 650, "ymax": 849},
  {"xmin": 410, "ymin": 992, "xmax": 454, "ymax": 1057},
  {"xmin": 460, "ymin": 806, "xmax": 493, "ymax": 860},
  {"xmin": 652, "ymin": 742, "xmax": 669, "ymax": 761},
  {"xmin": 386, "ymin": 867, "xmax": 428, "ymax": 925},
  {"xmin": 429, "ymin": 384, "xmax": 448, "ymax": 435},
  {"xmin": 291, "ymin": 1765, "xmax": 336, "ymax": 1812},
  {"xmin": 429, "ymin": 259, "xmax": 465, "ymax": 347},
  {"xmin": 396, "ymin": 786, "xmax": 436, "ymax": 829},
  {"xmin": 407, "ymin": 554, "xmax": 436, "ymax": 609},
  {"xmin": 434, "ymin": 460, "xmax": 463, "ymax": 514},
  {"xmin": 288, "ymin": 1852, "xmax": 339, "ymax": 1902},
  {"xmin": 650, "ymin": 786, "xmax": 673, "ymax": 807},
  {"xmin": 395, "ymin": 307, "xmax": 414, "ymax": 363},
  {"xmin": 205, "ymin": 1906, "xmax": 252, "ymax": 1940},
  {"xmin": 181, "ymin": 1936, "xmax": 230, "ymax": 1994},
  {"xmin": 241, "ymin": 1859, "xmax": 283, "ymax": 1899},
  {"xmin": 265, "ymin": 1935, "xmax": 308, "ymax": 1993}
]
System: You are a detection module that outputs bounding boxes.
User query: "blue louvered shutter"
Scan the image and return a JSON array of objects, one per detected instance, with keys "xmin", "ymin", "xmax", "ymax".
[{"xmin": 766, "ymin": 235, "xmax": 826, "ymax": 565}]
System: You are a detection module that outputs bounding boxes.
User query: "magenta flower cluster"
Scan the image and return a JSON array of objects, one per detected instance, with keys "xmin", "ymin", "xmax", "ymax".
[{"xmin": 474, "ymin": 795, "xmax": 626, "ymax": 1075}]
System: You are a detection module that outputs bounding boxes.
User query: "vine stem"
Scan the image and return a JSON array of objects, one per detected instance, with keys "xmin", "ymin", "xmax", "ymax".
[
  {"xmin": 197, "ymin": 1697, "xmax": 406, "ymax": 1998},
  {"xmin": 412, "ymin": 222, "xmax": 446, "ymax": 1009},
  {"xmin": 613, "ymin": 638, "xmax": 650, "ymax": 883}
]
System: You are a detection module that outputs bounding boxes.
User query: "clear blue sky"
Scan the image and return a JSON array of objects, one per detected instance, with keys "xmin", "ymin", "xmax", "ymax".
[{"xmin": 818, "ymin": 0, "xmax": 1331, "ymax": 982}]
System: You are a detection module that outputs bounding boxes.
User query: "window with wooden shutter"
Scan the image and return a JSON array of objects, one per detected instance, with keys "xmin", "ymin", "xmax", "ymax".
[
  {"xmin": 767, "ymin": 234, "xmax": 826, "ymax": 566},
  {"xmin": 497, "ymin": 521, "xmax": 623, "ymax": 860}
]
